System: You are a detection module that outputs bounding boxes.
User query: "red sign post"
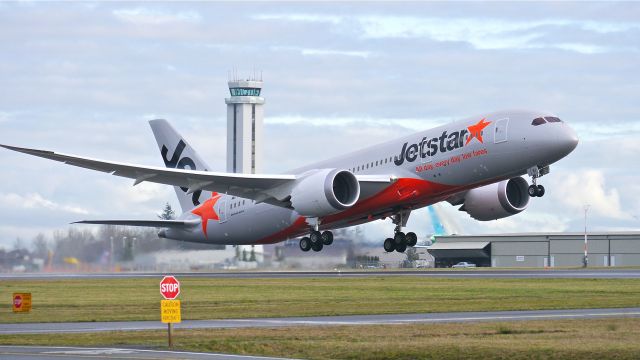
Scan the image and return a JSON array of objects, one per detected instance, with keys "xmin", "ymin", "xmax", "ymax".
[
  {"xmin": 160, "ymin": 276, "xmax": 180, "ymax": 300},
  {"xmin": 159, "ymin": 276, "xmax": 181, "ymax": 349}
]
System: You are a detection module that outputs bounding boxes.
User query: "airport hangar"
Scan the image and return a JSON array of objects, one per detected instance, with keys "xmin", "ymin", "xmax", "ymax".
[{"xmin": 427, "ymin": 232, "xmax": 640, "ymax": 268}]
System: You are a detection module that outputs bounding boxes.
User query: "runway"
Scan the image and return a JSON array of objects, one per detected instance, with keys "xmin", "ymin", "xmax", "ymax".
[
  {"xmin": 2, "ymin": 268, "xmax": 640, "ymax": 280},
  {"xmin": 2, "ymin": 307, "xmax": 639, "ymax": 335},
  {"xmin": 0, "ymin": 346, "xmax": 291, "ymax": 360}
]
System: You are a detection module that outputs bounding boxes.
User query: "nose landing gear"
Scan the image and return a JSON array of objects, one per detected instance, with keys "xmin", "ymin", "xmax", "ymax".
[
  {"xmin": 527, "ymin": 165, "xmax": 549, "ymax": 198},
  {"xmin": 528, "ymin": 184, "xmax": 545, "ymax": 197}
]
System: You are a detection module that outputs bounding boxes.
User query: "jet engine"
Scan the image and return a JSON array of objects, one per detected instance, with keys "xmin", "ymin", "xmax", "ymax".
[
  {"xmin": 460, "ymin": 177, "xmax": 530, "ymax": 221},
  {"xmin": 290, "ymin": 169, "xmax": 360, "ymax": 217}
]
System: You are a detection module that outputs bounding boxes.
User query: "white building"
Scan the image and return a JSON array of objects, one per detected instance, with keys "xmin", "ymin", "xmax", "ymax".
[
  {"xmin": 225, "ymin": 78, "xmax": 264, "ymax": 174},
  {"xmin": 225, "ymin": 75, "xmax": 265, "ymax": 261}
]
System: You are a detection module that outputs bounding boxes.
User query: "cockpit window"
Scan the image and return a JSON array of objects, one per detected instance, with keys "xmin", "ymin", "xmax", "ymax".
[
  {"xmin": 545, "ymin": 116, "xmax": 562, "ymax": 123},
  {"xmin": 531, "ymin": 117, "xmax": 546, "ymax": 126}
]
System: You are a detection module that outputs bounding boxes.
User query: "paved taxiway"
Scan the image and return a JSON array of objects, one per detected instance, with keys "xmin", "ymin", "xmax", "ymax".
[
  {"xmin": 0, "ymin": 346, "xmax": 291, "ymax": 360},
  {"xmin": 2, "ymin": 269, "xmax": 640, "ymax": 280},
  {"xmin": 2, "ymin": 308, "xmax": 639, "ymax": 335}
]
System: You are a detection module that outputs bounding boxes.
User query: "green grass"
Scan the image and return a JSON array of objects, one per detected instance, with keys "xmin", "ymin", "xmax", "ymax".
[
  {"xmin": 1, "ymin": 318, "xmax": 639, "ymax": 359},
  {"xmin": 2, "ymin": 277, "xmax": 639, "ymax": 323}
]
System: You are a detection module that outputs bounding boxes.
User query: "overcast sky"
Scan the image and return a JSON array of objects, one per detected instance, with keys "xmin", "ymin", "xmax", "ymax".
[{"xmin": 0, "ymin": 1, "xmax": 639, "ymax": 249}]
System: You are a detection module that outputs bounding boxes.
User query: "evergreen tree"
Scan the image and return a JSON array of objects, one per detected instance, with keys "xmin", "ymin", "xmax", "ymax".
[{"xmin": 158, "ymin": 203, "xmax": 176, "ymax": 220}]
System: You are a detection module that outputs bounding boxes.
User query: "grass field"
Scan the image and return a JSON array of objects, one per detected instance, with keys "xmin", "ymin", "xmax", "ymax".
[
  {"xmin": 1, "ymin": 318, "xmax": 639, "ymax": 359},
  {"xmin": 2, "ymin": 277, "xmax": 640, "ymax": 323}
]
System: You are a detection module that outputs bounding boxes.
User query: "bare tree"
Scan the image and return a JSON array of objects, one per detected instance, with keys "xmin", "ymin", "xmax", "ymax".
[{"xmin": 32, "ymin": 233, "xmax": 49, "ymax": 259}]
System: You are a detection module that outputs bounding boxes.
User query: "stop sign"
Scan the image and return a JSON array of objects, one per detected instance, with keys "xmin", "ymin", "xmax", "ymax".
[
  {"xmin": 13, "ymin": 295, "xmax": 22, "ymax": 309},
  {"xmin": 160, "ymin": 276, "xmax": 180, "ymax": 300}
]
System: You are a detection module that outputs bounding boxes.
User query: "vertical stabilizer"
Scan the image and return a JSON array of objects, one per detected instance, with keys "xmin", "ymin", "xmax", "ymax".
[
  {"xmin": 149, "ymin": 119, "xmax": 212, "ymax": 212},
  {"xmin": 428, "ymin": 203, "xmax": 463, "ymax": 237}
]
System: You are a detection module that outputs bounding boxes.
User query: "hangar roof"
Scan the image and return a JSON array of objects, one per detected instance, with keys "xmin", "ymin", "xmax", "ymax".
[{"xmin": 428, "ymin": 242, "xmax": 490, "ymax": 250}]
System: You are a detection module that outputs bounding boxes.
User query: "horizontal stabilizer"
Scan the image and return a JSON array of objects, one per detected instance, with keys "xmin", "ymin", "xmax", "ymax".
[{"xmin": 72, "ymin": 219, "xmax": 200, "ymax": 229}]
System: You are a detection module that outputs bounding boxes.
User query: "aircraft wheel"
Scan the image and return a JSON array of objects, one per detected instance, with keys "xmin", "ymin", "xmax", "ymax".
[
  {"xmin": 384, "ymin": 238, "xmax": 395, "ymax": 252},
  {"xmin": 321, "ymin": 231, "xmax": 334, "ymax": 245},
  {"xmin": 528, "ymin": 185, "xmax": 538, "ymax": 197},
  {"xmin": 312, "ymin": 241, "xmax": 323, "ymax": 252},
  {"xmin": 310, "ymin": 231, "xmax": 322, "ymax": 245},
  {"xmin": 396, "ymin": 243, "xmax": 407, "ymax": 253},
  {"xmin": 394, "ymin": 232, "xmax": 406, "ymax": 246},
  {"xmin": 406, "ymin": 232, "xmax": 418, "ymax": 247},
  {"xmin": 299, "ymin": 237, "xmax": 311, "ymax": 252},
  {"xmin": 536, "ymin": 185, "xmax": 545, "ymax": 197}
]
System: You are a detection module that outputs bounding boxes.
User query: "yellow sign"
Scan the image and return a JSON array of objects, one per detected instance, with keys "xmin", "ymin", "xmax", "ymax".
[
  {"xmin": 13, "ymin": 293, "xmax": 32, "ymax": 313},
  {"xmin": 161, "ymin": 300, "xmax": 181, "ymax": 323}
]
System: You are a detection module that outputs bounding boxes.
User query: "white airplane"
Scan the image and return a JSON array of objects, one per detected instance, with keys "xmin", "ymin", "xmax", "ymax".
[{"xmin": 1, "ymin": 110, "xmax": 578, "ymax": 253}]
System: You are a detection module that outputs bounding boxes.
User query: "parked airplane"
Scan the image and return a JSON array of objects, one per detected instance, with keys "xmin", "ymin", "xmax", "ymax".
[{"xmin": 1, "ymin": 110, "xmax": 578, "ymax": 253}]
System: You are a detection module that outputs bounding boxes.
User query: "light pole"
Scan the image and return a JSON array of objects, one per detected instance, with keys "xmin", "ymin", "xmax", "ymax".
[
  {"xmin": 110, "ymin": 236, "xmax": 114, "ymax": 268},
  {"xmin": 583, "ymin": 205, "xmax": 590, "ymax": 268}
]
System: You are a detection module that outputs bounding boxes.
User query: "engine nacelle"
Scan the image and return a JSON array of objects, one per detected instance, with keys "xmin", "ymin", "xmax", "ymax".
[
  {"xmin": 461, "ymin": 177, "xmax": 530, "ymax": 221},
  {"xmin": 290, "ymin": 169, "xmax": 360, "ymax": 217}
]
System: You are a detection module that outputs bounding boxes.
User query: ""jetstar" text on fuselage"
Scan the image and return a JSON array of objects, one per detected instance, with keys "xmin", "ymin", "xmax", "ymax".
[{"xmin": 394, "ymin": 118, "xmax": 491, "ymax": 166}]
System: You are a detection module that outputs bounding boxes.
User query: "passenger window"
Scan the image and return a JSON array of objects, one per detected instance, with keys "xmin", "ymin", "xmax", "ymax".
[
  {"xmin": 545, "ymin": 116, "xmax": 562, "ymax": 123},
  {"xmin": 531, "ymin": 118, "xmax": 546, "ymax": 126},
  {"xmin": 376, "ymin": 161, "xmax": 378, "ymax": 166}
]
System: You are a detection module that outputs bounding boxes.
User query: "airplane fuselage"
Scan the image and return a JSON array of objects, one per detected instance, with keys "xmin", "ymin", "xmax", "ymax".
[{"xmin": 165, "ymin": 109, "xmax": 578, "ymax": 245}]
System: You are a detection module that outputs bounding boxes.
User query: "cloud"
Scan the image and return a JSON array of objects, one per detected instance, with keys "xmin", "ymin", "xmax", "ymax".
[
  {"xmin": 113, "ymin": 7, "xmax": 201, "ymax": 25},
  {"xmin": 573, "ymin": 121, "xmax": 640, "ymax": 141},
  {"xmin": 270, "ymin": 46, "xmax": 372, "ymax": 59},
  {"xmin": 265, "ymin": 115, "xmax": 453, "ymax": 131},
  {"xmin": 553, "ymin": 170, "xmax": 631, "ymax": 220},
  {"xmin": 0, "ymin": 192, "xmax": 89, "ymax": 215},
  {"xmin": 253, "ymin": 13, "xmax": 341, "ymax": 24},
  {"xmin": 255, "ymin": 13, "xmax": 640, "ymax": 53},
  {"xmin": 477, "ymin": 212, "xmax": 571, "ymax": 234}
]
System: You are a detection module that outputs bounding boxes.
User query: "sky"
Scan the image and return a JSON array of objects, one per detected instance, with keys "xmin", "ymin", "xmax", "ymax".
[{"xmin": 0, "ymin": 1, "xmax": 639, "ymax": 249}]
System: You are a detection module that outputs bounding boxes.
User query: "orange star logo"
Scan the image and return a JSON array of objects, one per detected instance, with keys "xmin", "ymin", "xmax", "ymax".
[
  {"xmin": 191, "ymin": 193, "xmax": 222, "ymax": 238},
  {"xmin": 465, "ymin": 118, "xmax": 492, "ymax": 145}
]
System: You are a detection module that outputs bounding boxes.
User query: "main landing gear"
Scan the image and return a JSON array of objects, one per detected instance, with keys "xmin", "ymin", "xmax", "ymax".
[
  {"xmin": 299, "ymin": 230, "xmax": 334, "ymax": 252},
  {"xmin": 383, "ymin": 211, "xmax": 417, "ymax": 253},
  {"xmin": 383, "ymin": 231, "xmax": 417, "ymax": 253},
  {"xmin": 527, "ymin": 165, "xmax": 549, "ymax": 198}
]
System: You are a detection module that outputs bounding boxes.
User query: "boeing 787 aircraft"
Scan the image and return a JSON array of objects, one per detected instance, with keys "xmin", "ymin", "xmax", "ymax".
[{"xmin": 1, "ymin": 109, "xmax": 578, "ymax": 253}]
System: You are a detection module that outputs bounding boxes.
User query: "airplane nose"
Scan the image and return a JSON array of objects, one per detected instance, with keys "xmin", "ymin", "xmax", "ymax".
[{"xmin": 563, "ymin": 125, "xmax": 579, "ymax": 154}]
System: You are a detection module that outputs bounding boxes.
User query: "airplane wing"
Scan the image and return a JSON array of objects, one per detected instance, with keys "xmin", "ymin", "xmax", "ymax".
[
  {"xmin": 72, "ymin": 219, "xmax": 200, "ymax": 229},
  {"xmin": 1, "ymin": 144, "xmax": 394, "ymax": 208}
]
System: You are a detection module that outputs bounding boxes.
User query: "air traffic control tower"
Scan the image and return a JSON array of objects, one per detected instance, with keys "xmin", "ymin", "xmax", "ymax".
[{"xmin": 225, "ymin": 78, "xmax": 264, "ymax": 174}]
